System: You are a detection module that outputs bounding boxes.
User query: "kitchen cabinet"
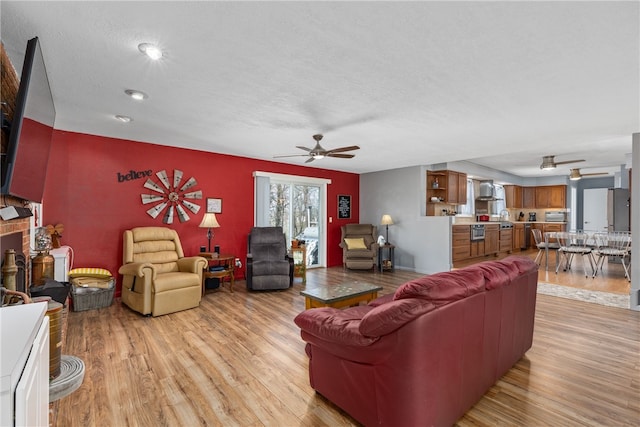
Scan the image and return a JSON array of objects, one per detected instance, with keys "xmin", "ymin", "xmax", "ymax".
[
  {"xmin": 456, "ymin": 172, "xmax": 467, "ymax": 205},
  {"xmin": 499, "ymin": 228, "xmax": 513, "ymax": 253},
  {"xmin": 504, "ymin": 185, "xmax": 523, "ymax": 209},
  {"xmin": 514, "ymin": 223, "xmax": 525, "ymax": 250},
  {"xmin": 535, "ymin": 185, "xmax": 566, "ymax": 208},
  {"xmin": 523, "ymin": 187, "xmax": 536, "ymax": 209},
  {"xmin": 452, "ymin": 225, "xmax": 471, "ymax": 261},
  {"xmin": 470, "ymin": 240, "xmax": 484, "ymax": 258},
  {"xmin": 543, "ymin": 223, "xmax": 565, "ymax": 245},
  {"xmin": 484, "ymin": 224, "xmax": 499, "ymax": 255},
  {"xmin": 1, "ymin": 303, "xmax": 49, "ymax": 427},
  {"xmin": 426, "ymin": 170, "xmax": 467, "ymax": 215}
]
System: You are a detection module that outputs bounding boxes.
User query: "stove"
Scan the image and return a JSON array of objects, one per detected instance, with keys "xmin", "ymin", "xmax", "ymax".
[{"xmin": 499, "ymin": 222, "xmax": 514, "ymax": 229}]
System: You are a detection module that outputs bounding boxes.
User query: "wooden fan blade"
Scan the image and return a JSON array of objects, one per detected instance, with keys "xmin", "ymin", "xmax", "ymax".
[
  {"xmin": 305, "ymin": 157, "xmax": 315, "ymax": 163},
  {"xmin": 555, "ymin": 159, "xmax": 585, "ymax": 166},
  {"xmin": 327, "ymin": 145, "xmax": 360, "ymax": 154},
  {"xmin": 295, "ymin": 145, "xmax": 312, "ymax": 152},
  {"xmin": 327, "ymin": 153, "xmax": 355, "ymax": 159},
  {"xmin": 274, "ymin": 154, "xmax": 309, "ymax": 159}
]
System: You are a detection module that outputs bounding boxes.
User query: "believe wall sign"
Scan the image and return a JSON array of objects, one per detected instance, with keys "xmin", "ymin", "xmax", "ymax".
[{"xmin": 117, "ymin": 169, "xmax": 152, "ymax": 182}]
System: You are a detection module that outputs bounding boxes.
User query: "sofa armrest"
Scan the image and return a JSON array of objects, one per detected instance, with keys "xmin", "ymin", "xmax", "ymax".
[
  {"xmin": 177, "ymin": 256, "xmax": 208, "ymax": 274},
  {"xmin": 294, "ymin": 306, "xmax": 379, "ymax": 347},
  {"xmin": 119, "ymin": 262, "xmax": 155, "ymax": 279}
]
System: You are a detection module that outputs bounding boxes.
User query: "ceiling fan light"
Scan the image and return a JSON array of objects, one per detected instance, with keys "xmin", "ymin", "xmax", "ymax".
[
  {"xmin": 569, "ymin": 169, "xmax": 582, "ymax": 180},
  {"xmin": 314, "ymin": 154, "xmax": 325, "ymax": 160},
  {"xmin": 540, "ymin": 155, "xmax": 556, "ymax": 170}
]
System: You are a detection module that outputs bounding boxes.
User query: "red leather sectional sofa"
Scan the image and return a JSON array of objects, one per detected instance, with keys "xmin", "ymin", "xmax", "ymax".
[{"xmin": 294, "ymin": 256, "xmax": 539, "ymax": 426}]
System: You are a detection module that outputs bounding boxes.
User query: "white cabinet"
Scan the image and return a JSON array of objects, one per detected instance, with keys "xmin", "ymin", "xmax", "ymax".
[{"xmin": 1, "ymin": 302, "xmax": 50, "ymax": 427}]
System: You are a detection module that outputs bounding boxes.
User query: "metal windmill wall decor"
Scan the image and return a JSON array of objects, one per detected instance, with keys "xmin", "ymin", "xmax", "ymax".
[{"xmin": 140, "ymin": 169, "xmax": 202, "ymax": 224}]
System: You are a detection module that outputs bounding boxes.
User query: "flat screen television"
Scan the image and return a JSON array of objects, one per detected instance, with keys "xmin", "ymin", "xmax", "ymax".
[{"xmin": 1, "ymin": 37, "xmax": 55, "ymax": 203}]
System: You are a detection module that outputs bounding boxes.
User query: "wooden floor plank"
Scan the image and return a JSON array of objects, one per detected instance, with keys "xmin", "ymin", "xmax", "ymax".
[{"xmin": 54, "ymin": 262, "xmax": 640, "ymax": 426}]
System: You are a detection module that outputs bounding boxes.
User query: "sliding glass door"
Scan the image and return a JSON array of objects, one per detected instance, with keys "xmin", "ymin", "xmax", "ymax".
[
  {"xmin": 254, "ymin": 172, "xmax": 330, "ymax": 268},
  {"xmin": 269, "ymin": 182, "xmax": 320, "ymax": 267}
]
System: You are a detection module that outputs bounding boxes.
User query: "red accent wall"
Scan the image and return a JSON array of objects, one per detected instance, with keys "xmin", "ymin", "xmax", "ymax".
[{"xmin": 43, "ymin": 130, "xmax": 359, "ymax": 295}]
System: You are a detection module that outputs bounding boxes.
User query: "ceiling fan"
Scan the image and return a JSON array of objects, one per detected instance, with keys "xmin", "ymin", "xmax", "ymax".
[
  {"xmin": 540, "ymin": 155, "xmax": 585, "ymax": 170},
  {"xmin": 274, "ymin": 134, "xmax": 360, "ymax": 163},
  {"xmin": 569, "ymin": 168, "xmax": 608, "ymax": 181}
]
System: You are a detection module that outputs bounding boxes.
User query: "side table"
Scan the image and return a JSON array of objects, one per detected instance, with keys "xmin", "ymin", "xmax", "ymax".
[
  {"xmin": 201, "ymin": 253, "xmax": 235, "ymax": 294},
  {"xmin": 378, "ymin": 244, "xmax": 395, "ymax": 272},
  {"xmin": 290, "ymin": 246, "xmax": 306, "ymax": 284}
]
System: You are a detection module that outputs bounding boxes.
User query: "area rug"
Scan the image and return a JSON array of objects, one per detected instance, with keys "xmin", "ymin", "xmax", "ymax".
[{"xmin": 537, "ymin": 282, "xmax": 630, "ymax": 309}]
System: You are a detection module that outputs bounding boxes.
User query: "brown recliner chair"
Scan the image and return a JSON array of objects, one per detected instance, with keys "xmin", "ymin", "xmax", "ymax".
[
  {"xmin": 246, "ymin": 226, "xmax": 294, "ymax": 291},
  {"xmin": 119, "ymin": 227, "xmax": 208, "ymax": 316},
  {"xmin": 339, "ymin": 223, "xmax": 379, "ymax": 270}
]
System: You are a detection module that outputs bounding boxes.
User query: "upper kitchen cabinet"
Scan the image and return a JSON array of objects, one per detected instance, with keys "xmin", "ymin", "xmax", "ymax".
[
  {"xmin": 523, "ymin": 187, "xmax": 536, "ymax": 209},
  {"xmin": 504, "ymin": 185, "xmax": 522, "ymax": 208},
  {"xmin": 535, "ymin": 185, "xmax": 566, "ymax": 208},
  {"xmin": 426, "ymin": 170, "xmax": 467, "ymax": 214}
]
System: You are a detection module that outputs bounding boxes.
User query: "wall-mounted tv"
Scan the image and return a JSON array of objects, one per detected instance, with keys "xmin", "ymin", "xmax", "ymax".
[{"xmin": 1, "ymin": 37, "xmax": 55, "ymax": 203}]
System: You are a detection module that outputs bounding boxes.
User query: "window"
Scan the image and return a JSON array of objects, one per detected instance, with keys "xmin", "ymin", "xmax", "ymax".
[{"xmin": 458, "ymin": 178, "xmax": 475, "ymax": 215}]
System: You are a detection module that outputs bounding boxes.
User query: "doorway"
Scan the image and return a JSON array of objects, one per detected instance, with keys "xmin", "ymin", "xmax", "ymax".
[{"xmin": 583, "ymin": 188, "xmax": 608, "ymax": 233}]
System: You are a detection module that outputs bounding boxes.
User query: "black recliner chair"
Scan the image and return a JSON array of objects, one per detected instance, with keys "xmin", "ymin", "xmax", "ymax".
[{"xmin": 246, "ymin": 227, "xmax": 294, "ymax": 290}]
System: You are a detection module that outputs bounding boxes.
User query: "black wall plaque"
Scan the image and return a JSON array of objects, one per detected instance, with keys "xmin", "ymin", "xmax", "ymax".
[{"xmin": 337, "ymin": 194, "xmax": 351, "ymax": 219}]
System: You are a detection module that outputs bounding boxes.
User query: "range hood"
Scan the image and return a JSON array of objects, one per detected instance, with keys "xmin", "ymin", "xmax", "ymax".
[{"xmin": 476, "ymin": 180, "xmax": 498, "ymax": 201}]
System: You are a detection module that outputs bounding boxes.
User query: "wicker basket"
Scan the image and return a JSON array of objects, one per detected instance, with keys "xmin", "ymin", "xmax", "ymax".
[{"xmin": 70, "ymin": 278, "xmax": 115, "ymax": 311}]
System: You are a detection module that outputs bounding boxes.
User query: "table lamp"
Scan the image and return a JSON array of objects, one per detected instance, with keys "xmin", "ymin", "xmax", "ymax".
[
  {"xmin": 199, "ymin": 213, "xmax": 220, "ymax": 252},
  {"xmin": 381, "ymin": 214, "xmax": 394, "ymax": 244}
]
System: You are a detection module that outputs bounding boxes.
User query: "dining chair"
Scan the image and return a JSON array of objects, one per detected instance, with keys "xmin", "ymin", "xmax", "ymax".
[
  {"xmin": 531, "ymin": 228, "xmax": 560, "ymax": 269},
  {"xmin": 555, "ymin": 231, "xmax": 596, "ymax": 278},
  {"xmin": 592, "ymin": 232, "xmax": 632, "ymax": 281}
]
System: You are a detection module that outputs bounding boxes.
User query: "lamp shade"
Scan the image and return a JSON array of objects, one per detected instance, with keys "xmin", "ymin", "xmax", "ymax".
[
  {"xmin": 381, "ymin": 214, "xmax": 394, "ymax": 225},
  {"xmin": 199, "ymin": 213, "xmax": 220, "ymax": 228}
]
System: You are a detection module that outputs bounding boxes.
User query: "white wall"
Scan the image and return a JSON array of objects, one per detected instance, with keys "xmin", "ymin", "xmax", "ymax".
[{"xmin": 360, "ymin": 166, "xmax": 452, "ymax": 274}]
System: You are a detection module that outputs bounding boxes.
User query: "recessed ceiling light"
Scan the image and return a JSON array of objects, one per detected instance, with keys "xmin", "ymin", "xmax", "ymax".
[
  {"xmin": 138, "ymin": 43, "xmax": 163, "ymax": 60},
  {"xmin": 124, "ymin": 89, "xmax": 148, "ymax": 100},
  {"xmin": 115, "ymin": 115, "xmax": 132, "ymax": 123}
]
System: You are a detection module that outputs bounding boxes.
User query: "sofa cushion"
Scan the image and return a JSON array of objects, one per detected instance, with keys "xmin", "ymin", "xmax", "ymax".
[
  {"xmin": 359, "ymin": 298, "xmax": 436, "ymax": 337},
  {"xmin": 394, "ymin": 268, "xmax": 485, "ymax": 305},
  {"xmin": 344, "ymin": 237, "xmax": 367, "ymax": 250},
  {"xmin": 293, "ymin": 306, "xmax": 379, "ymax": 346}
]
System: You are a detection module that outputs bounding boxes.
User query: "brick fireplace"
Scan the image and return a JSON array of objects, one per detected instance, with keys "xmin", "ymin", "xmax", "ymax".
[{"xmin": 1, "ymin": 217, "xmax": 31, "ymax": 292}]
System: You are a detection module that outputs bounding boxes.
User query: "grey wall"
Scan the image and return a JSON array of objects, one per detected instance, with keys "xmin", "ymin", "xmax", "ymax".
[{"xmin": 360, "ymin": 166, "xmax": 452, "ymax": 274}]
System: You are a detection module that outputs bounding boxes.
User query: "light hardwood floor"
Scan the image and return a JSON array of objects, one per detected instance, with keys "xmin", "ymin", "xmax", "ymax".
[
  {"xmin": 455, "ymin": 248, "xmax": 631, "ymax": 295},
  {"xmin": 54, "ymin": 261, "xmax": 639, "ymax": 427}
]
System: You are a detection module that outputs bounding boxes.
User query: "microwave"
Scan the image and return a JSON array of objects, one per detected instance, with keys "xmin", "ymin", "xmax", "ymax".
[{"xmin": 545, "ymin": 211, "xmax": 566, "ymax": 222}]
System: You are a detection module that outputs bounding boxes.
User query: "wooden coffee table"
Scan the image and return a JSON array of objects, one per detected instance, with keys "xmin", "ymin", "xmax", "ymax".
[{"xmin": 300, "ymin": 282, "xmax": 383, "ymax": 309}]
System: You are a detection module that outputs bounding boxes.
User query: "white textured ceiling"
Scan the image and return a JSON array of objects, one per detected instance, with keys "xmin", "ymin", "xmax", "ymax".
[{"xmin": 1, "ymin": 1, "xmax": 638, "ymax": 178}]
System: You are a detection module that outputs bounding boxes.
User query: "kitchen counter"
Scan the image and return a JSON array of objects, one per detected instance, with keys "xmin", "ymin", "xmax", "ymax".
[{"xmin": 453, "ymin": 220, "xmax": 567, "ymax": 225}]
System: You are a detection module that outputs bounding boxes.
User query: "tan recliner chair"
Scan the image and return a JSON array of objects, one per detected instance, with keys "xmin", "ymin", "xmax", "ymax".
[
  {"xmin": 339, "ymin": 223, "xmax": 379, "ymax": 270},
  {"xmin": 119, "ymin": 227, "xmax": 208, "ymax": 316}
]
